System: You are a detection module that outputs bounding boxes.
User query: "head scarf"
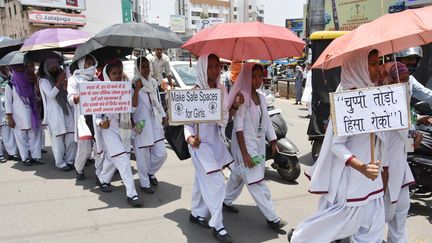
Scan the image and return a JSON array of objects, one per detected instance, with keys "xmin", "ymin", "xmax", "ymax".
[
  {"xmin": 41, "ymin": 59, "xmax": 69, "ymax": 115},
  {"xmin": 340, "ymin": 48, "xmax": 377, "ymax": 90},
  {"xmin": 103, "ymin": 62, "xmax": 132, "ymax": 144},
  {"xmin": 73, "ymin": 55, "xmax": 98, "ymax": 81},
  {"xmin": 381, "ymin": 62, "xmax": 409, "ymax": 85},
  {"xmin": 10, "ymin": 64, "xmax": 39, "ymax": 129},
  {"xmin": 196, "ymin": 53, "xmax": 221, "ymax": 89},
  {"xmin": 133, "ymin": 56, "xmax": 164, "ymax": 121},
  {"xmin": 228, "ymin": 62, "xmax": 258, "ymax": 109}
]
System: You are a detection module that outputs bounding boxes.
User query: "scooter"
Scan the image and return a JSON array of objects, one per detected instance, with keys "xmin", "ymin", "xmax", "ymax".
[
  {"xmin": 226, "ymin": 89, "xmax": 301, "ymax": 182},
  {"xmin": 407, "ymin": 102, "xmax": 432, "ymax": 193}
]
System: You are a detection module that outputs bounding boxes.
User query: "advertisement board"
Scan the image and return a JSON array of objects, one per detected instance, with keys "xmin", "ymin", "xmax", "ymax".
[
  {"xmin": 170, "ymin": 15, "xmax": 186, "ymax": 33},
  {"xmin": 29, "ymin": 10, "xmax": 85, "ymax": 26}
]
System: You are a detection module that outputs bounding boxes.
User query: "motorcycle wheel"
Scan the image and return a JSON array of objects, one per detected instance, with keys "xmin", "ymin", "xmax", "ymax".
[
  {"xmin": 311, "ymin": 139, "xmax": 323, "ymax": 162},
  {"xmin": 272, "ymin": 155, "xmax": 301, "ymax": 182}
]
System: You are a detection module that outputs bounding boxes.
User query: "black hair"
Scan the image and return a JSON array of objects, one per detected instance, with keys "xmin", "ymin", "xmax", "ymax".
[
  {"xmin": 252, "ymin": 63, "xmax": 264, "ymax": 74},
  {"xmin": 137, "ymin": 56, "xmax": 150, "ymax": 67},
  {"xmin": 106, "ymin": 62, "xmax": 123, "ymax": 76},
  {"xmin": 37, "ymin": 60, "xmax": 62, "ymax": 79},
  {"xmin": 368, "ymin": 49, "xmax": 379, "ymax": 58},
  {"xmin": 208, "ymin": 54, "xmax": 220, "ymax": 64}
]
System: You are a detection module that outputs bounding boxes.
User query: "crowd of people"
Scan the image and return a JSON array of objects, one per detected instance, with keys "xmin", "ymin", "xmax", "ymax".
[{"xmin": 0, "ymin": 44, "xmax": 431, "ymax": 242}]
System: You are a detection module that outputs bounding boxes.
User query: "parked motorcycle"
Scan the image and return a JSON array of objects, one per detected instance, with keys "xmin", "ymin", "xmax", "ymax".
[
  {"xmin": 407, "ymin": 102, "xmax": 432, "ymax": 193},
  {"xmin": 226, "ymin": 89, "xmax": 301, "ymax": 182}
]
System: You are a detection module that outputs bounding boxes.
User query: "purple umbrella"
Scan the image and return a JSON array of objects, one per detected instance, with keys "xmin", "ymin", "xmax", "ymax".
[{"xmin": 20, "ymin": 28, "xmax": 91, "ymax": 52}]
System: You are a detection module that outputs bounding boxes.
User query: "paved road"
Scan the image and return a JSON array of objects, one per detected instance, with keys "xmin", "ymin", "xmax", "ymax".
[{"xmin": 0, "ymin": 98, "xmax": 430, "ymax": 243}]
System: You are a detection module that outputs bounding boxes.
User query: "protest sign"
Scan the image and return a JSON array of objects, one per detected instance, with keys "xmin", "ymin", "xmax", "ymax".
[
  {"xmin": 168, "ymin": 89, "xmax": 223, "ymax": 124},
  {"xmin": 330, "ymin": 83, "xmax": 410, "ymax": 136},
  {"xmin": 79, "ymin": 81, "xmax": 132, "ymax": 115}
]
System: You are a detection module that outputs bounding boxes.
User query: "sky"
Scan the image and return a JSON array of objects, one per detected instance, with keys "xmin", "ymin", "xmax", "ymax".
[{"xmin": 149, "ymin": 0, "xmax": 307, "ymax": 27}]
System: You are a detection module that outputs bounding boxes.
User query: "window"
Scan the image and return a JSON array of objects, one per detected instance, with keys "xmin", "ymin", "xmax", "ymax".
[
  {"xmin": 259, "ymin": 10, "xmax": 264, "ymax": 14},
  {"xmin": 13, "ymin": 4, "xmax": 16, "ymax": 15},
  {"xmin": 234, "ymin": 7, "xmax": 237, "ymax": 11},
  {"xmin": 249, "ymin": 5, "xmax": 252, "ymax": 9},
  {"xmin": 191, "ymin": 11, "xmax": 200, "ymax": 17},
  {"xmin": 191, "ymin": 20, "xmax": 196, "ymax": 24},
  {"xmin": 8, "ymin": 6, "xmax": 11, "ymax": 18},
  {"xmin": 234, "ymin": 15, "xmax": 237, "ymax": 19}
]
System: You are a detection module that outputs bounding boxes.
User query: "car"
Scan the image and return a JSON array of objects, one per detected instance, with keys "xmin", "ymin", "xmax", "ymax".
[{"xmin": 168, "ymin": 61, "xmax": 197, "ymax": 89}]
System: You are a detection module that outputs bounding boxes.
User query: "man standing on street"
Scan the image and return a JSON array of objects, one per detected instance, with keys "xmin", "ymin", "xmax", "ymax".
[{"xmin": 147, "ymin": 48, "xmax": 173, "ymax": 111}]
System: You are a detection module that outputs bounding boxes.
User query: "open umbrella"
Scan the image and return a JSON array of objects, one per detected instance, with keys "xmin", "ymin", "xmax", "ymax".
[
  {"xmin": 91, "ymin": 22, "xmax": 183, "ymax": 49},
  {"xmin": 72, "ymin": 39, "xmax": 133, "ymax": 63},
  {"xmin": 0, "ymin": 38, "xmax": 24, "ymax": 59},
  {"xmin": 20, "ymin": 28, "xmax": 91, "ymax": 52},
  {"xmin": 181, "ymin": 22, "xmax": 305, "ymax": 60},
  {"xmin": 312, "ymin": 6, "xmax": 432, "ymax": 69},
  {"xmin": 0, "ymin": 50, "xmax": 62, "ymax": 66}
]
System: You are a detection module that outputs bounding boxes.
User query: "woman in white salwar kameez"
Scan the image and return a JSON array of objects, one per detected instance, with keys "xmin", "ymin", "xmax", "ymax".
[
  {"xmin": 223, "ymin": 62, "xmax": 287, "ymax": 234},
  {"xmin": 290, "ymin": 49, "xmax": 386, "ymax": 243},
  {"xmin": 131, "ymin": 56, "xmax": 167, "ymax": 194},
  {"xmin": 380, "ymin": 62, "xmax": 416, "ymax": 243},
  {"xmin": 5, "ymin": 64, "xmax": 42, "ymax": 166},
  {"xmin": 95, "ymin": 61, "xmax": 142, "ymax": 207},
  {"xmin": 67, "ymin": 55, "xmax": 103, "ymax": 181},
  {"xmin": 38, "ymin": 59, "xmax": 76, "ymax": 171},
  {"xmin": 184, "ymin": 53, "xmax": 238, "ymax": 243}
]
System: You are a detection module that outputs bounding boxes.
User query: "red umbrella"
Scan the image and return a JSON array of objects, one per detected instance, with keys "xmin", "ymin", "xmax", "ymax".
[
  {"xmin": 181, "ymin": 22, "xmax": 305, "ymax": 60},
  {"xmin": 313, "ymin": 6, "xmax": 432, "ymax": 69}
]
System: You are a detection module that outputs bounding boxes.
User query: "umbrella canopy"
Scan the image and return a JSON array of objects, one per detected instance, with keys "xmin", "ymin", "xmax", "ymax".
[
  {"xmin": 0, "ymin": 38, "xmax": 24, "ymax": 59},
  {"xmin": 0, "ymin": 50, "xmax": 62, "ymax": 66},
  {"xmin": 72, "ymin": 39, "xmax": 133, "ymax": 63},
  {"xmin": 313, "ymin": 6, "xmax": 432, "ymax": 69},
  {"xmin": 0, "ymin": 51, "xmax": 26, "ymax": 66},
  {"xmin": 20, "ymin": 28, "xmax": 91, "ymax": 52},
  {"xmin": 181, "ymin": 22, "xmax": 305, "ymax": 60},
  {"xmin": 91, "ymin": 22, "xmax": 183, "ymax": 49}
]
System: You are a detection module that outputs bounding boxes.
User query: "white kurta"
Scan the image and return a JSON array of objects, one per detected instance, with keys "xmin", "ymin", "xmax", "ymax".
[
  {"xmin": 224, "ymin": 92, "xmax": 279, "ymax": 222},
  {"xmin": 0, "ymin": 90, "xmax": 17, "ymax": 156},
  {"xmin": 4, "ymin": 84, "xmax": 41, "ymax": 161},
  {"xmin": 132, "ymin": 88, "xmax": 167, "ymax": 187},
  {"xmin": 96, "ymin": 113, "xmax": 138, "ymax": 198}
]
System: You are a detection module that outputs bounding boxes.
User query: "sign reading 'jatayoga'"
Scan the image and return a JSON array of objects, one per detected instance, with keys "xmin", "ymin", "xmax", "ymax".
[
  {"xmin": 168, "ymin": 89, "xmax": 223, "ymax": 124},
  {"xmin": 79, "ymin": 81, "xmax": 132, "ymax": 115},
  {"xmin": 330, "ymin": 83, "xmax": 410, "ymax": 136}
]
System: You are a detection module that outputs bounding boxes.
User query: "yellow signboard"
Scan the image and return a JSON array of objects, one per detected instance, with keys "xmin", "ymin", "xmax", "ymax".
[{"xmin": 324, "ymin": 0, "xmax": 399, "ymax": 31}]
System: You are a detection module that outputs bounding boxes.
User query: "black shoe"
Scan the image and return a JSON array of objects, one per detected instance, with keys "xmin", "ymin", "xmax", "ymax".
[
  {"xmin": 287, "ymin": 229, "xmax": 294, "ymax": 242},
  {"xmin": 9, "ymin": 154, "xmax": 20, "ymax": 161},
  {"xmin": 95, "ymin": 178, "xmax": 102, "ymax": 187},
  {"xmin": 148, "ymin": 174, "xmax": 158, "ymax": 186},
  {"xmin": 60, "ymin": 165, "xmax": 73, "ymax": 172},
  {"xmin": 100, "ymin": 183, "xmax": 112, "ymax": 193},
  {"xmin": 41, "ymin": 149, "xmax": 48, "ymax": 154},
  {"xmin": 140, "ymin": 186, "xmax": 155, "ymax": 194},
  {"xmin": 212, "ymin": 228, "xmax": 233, "ymax": 243},
  {"xmin": 23, "ymin": 159, "xmax": 32, "ymax": 166},
  {"xmin": 267, "ymin": 218, "xmax": 288, "ymax": 234},
  {"xmin": 67, "ymin": 164, "xmax": 75, "ymax": 170},
  {"xmin": 127, "ymin": 195, "xmax": 143, "ymax": 207},
  {"xmin": 0, "ymin": 155, "xmax": 7, "ymax": 163},
  {"xmin": 32, "ymin": 158, "xmax": 44, "ymax": 165},
  {"xmin": 223, "ymin": 202, "xmax": 239, "ymax": 213},
  {"xmin": 76, "ymin": 171, "xmax": 85, "ymax": 180},
  {"xmin": 189, "ymin": 214, "xmax": 211, "ymax": 228}
]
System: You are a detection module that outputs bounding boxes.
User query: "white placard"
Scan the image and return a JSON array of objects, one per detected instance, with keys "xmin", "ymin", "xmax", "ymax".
[
  {"xmin": 79, "ymin": 81, "xmax": 131, "ymax": 115},
  {"xmin": 168, "ymin": 89, "xmax": 223, "ymax": 124},
  {"xmin": 330, "ymin": 83, "xmax": 410, "ymax": 136}
]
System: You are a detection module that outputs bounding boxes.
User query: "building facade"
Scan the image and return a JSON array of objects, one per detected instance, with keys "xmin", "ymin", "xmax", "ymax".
[{"xmin": 231, "ymin": 0, "xmax": 264, "ymax": 23}]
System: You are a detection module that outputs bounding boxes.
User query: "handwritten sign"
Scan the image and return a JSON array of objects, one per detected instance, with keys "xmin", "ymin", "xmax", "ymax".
[
  {"xmin": 330, "ymin": 83, "xmax": 410, "ymax": 136},
  {"xmin": 79, "ymin": 81, "xmax": 132, "ymax": 115},
  {"xmin": 168, "ymin": 89, "xmax": 223, "ymax": 124}
]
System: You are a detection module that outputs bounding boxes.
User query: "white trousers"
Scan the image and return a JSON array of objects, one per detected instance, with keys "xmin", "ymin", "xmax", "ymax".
[
  {"xmin": 191, "ymin": 155, "xmax": 225, "ymax": 229},
  {"xmin": 1, "ymin": 125, "xmax": 17, "ymax": 156},
  {"xmin": 100, "ymin": 153, "xmax": 137, "ymax": 198},
  {"xmin": 224, "ymin": 167, "xmax": 279, "ymax": 222},
  {"xmin": 51, "ymin": 133, "xmax": 76, "ymax": 168},
  {"xmin": 134, "ymin": 140, "xmax": 167, "ymax": 187},
  {"xmin": 291, "ymin": 197, "xmax": 385, "ymax": 243},
  {"xmin": 14, "ymin": 128, "xmax": 41, "ymax": 161},
  {"xmin": 75, "ymin": 140, "xmax": 103, "ymax": 177},
  {"xmin": 385, "ymin": 186, "xmax": 410, "ymax": 243}
]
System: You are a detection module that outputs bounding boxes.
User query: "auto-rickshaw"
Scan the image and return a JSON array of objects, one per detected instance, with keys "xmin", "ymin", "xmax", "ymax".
[{"xmin": 307, "ymin": 31, "xmax": 349, "ymax": 161}]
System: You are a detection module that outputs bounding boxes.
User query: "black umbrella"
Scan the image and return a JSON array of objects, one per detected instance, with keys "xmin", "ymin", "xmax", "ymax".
[
  {"xmin": 91, "ymin": 22, "xmax": 183, "ymax": 49},
  {"xmin": 0, "ymin": 38, "xmax": 24, "ymax": 59},
  {"xmin": 0, "ymin": 50, "xmax": 62, "ymax": 66},
  {"xmin": 72, "ymin": 39, "xmax": 133, "ymax": 64}
]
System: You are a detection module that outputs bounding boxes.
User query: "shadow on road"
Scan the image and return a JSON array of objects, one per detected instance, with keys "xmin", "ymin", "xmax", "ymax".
[
  {"xmin": 298, "ymin": 152, "xmax": 314, "ymax": 166},
  {"xmin": 264, "ymin": 167, "xmax": 299, "ymax": 185},
  {"xmin": 164, "ymin": 205, "xmax": 283, "ymax": 243},
  {"xmin": 409, "ymin": 199, "xmax": 432, "ymax": 223}
]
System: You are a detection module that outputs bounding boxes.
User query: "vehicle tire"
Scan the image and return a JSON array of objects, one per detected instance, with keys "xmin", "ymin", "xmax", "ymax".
[
  {"xmin": 273, "ymin": 155, "xmax": 301, "ymax": 182},
  {"xmin": 311, "ymin": 139, "xmax": 323, "ymax": 162}
]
